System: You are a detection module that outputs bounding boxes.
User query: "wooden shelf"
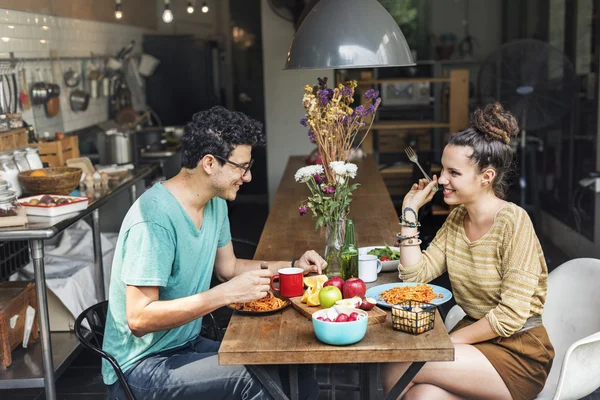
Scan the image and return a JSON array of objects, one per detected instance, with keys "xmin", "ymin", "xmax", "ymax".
[
  {"xmin": 366, "ymin": 120, "xmax": 451, "ymax": 130},
  {"xmin": 357, "ymin": 77, "xmax": 451, "ymax": 85}
]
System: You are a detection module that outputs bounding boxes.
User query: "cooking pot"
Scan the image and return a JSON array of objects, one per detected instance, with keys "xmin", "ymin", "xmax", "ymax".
[{"xmin": 97, "ymin": 128, "xmax": 137, "ymax": 165}]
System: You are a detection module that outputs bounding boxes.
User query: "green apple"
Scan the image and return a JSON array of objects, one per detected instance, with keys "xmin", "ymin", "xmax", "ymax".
[{"xmin": 319, "ymin": 286, "xmax": 343, "ymax": 308}]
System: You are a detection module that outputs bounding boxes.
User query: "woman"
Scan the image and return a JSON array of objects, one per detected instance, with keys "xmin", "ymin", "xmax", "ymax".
[{"xmin": 382, "ymin": 103, "xmax": 554, "ymax": 400}]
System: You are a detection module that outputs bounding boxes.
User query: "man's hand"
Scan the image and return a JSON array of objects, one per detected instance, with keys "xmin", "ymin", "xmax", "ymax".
[
  {"xmin": 219, "ymin": 268, "xmax": 273, "ymax": 304},
  {"xmin": 295, "ymin": 250, "xmax": 327, "ymax": 274}
]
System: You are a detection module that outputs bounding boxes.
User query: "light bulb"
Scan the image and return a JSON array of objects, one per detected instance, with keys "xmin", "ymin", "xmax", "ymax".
[
  {"xmin": 162, "ymin": 7, "xmax": 173, "ymax": 23},
  {"xmin": 201, "ymin": 2, "xmax": 209, "ymax": 13},
  {"xmin": 115, "ymin": 1, "xmax": 123, "ymax": 20},
  {"xmin": 187, "ymin": 1, "xmax": 194, "ymax": 14}
]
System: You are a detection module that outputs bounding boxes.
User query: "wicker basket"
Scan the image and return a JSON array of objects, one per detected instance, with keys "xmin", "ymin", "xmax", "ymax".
[{"xmin": 18, "ymin": 167, "xmax": 82, "ymax": 195}]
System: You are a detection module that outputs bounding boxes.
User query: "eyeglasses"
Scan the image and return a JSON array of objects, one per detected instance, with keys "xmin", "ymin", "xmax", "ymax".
[{"xmin": 213, "ymin": 155, "xmax": 254, "ymax": 177}]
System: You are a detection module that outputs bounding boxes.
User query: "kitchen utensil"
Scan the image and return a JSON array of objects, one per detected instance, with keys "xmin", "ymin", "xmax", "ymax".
[
  {"xmin": 19, "ymin": 69, "xmax": 31, "ymax": 110},
  {"xmin": 69, "ymin": 61, "xmax": 89, "ymax": 112},
  {"xmin": 63, "ymin": 67, "xmax": 80, "ymax": 88},
  {"xmin": 2, "ymin": 74, "xmax": 13, "ymax": 114},
  {"xmin": 97, "ymin": 128, "xmax": 137, "ymax": 165},
  {"xmin": 45, "ymin": 63, "xmax": 61, "ymax": 117},
  {"xmin": 11, "ymin": 72, "xmax": 18, "ymax": 113},
  {"xmin": 30, "ymin": 69, "xmax": 50, "ymax": 105},
  {"xmin": 0, "ymin": 77, "xmax": 5, "ymax": 114},
  {"xmin": 138, "ymin": 53, "xmax": 160, "ymax": 77},
  {"xmin": 405, "ymin": 146, "xmax": 437, "ymax": 192}
]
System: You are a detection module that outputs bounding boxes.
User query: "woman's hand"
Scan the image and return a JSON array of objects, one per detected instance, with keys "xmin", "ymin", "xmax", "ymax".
[{"xmin": 402, "ymin": 175, "xmax": 438, "ymax": 211}]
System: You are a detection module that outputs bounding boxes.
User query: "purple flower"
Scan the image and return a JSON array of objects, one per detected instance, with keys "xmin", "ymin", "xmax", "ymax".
[
  {"xmin": 340, "ymin": 86, "xmax": 353, "ymax": 97},
  {"xmin": 365, "ymin": 105, "xmax": 375, "ymax": 115},
  {"xmin": 318, "ymin": 89, "xmax": 330, "ymax": 106},
  {"xmin": 308, "ymin": 129, "xmax": 315, "ymax": 142},
  {"xmin": 300, "ymin": 118, "xmax": 307, "ymax": 127},
  {"xmin": 354, "ymin": 105, "xmax": 365, "ymax": 116},
  {"xmin": 364, "ymin": 89, "xmax": 380, "ymax": 100},
  {"xmin": 314, "ymin": 174, "xmax": 323, "ymax": 184},
  {"xmin": 322, "ymin": 186, "xmax": 335, "ymax": 194},
  {"xmin": 299, "ymin": 206, "xmax": 307, "ymax": 216},
  {"xmin": 375, "ymin": 97, "xmax": 381, "ymax": 107}
]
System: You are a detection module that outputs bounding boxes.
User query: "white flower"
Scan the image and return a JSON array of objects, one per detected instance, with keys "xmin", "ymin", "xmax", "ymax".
[
  {"xmin": 344, "ymin": 163, "xmax": 358, "ymax": 179},
  {"xmin": 294, "ymin": 165, "xmax": 324, "ymax": 183},
  {"xmin": 330, "ymin": 161, "xmax": 346, "ymax": 176}
]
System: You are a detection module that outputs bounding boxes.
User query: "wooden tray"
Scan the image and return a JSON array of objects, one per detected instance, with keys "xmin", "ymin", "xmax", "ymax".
[{"xmin": 290, "ymin": 297, "xmax": 387, "ymax": 325}]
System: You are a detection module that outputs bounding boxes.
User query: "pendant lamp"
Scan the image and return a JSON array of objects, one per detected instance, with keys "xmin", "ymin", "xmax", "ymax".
[{"xmin": 284, "ymin": 0, "xmax": 415, "ymax": 70}]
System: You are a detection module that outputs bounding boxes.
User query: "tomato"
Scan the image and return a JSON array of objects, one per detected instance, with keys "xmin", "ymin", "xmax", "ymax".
[{"xmin": 380, "ymin": 256, "xmax": 392, "ymax": 262}]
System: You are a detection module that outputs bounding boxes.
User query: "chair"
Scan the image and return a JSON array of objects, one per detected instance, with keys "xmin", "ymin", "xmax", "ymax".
[
  {"xmin": 444, "ymin": 258, "xmax": 600, "ymax": 400},
  {"xmin": 536, "ymin": 258, "xmax": 600, "ymax": 400},
  {"xmin": 74, "ymin": 300, "xmax": 137, "ymax": 400}
]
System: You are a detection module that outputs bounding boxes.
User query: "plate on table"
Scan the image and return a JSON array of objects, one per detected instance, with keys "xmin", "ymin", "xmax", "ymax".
[
  {"xmin": 227, "ymin": 298, "xmax": 291, "ymax": 315},
  {"xmin": 359, "ymin": 246, "xmax": 400, "ymax": 272},
  {"xmin": 365, "ymin": 282, "xmax": 452, "ymax": 308}
]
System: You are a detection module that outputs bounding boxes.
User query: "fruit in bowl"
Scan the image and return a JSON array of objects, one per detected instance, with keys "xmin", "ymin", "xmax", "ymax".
[
  {"xmin": 18, "ymin": 167, "xmax": 82, "ymax": 195},
  {"xmin": 311, "ymin": 307, "xmax": 368, "ymax": 346}
]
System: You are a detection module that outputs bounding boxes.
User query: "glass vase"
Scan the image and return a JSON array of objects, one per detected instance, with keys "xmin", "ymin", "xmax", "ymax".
[{"xmin": 324, "ymin": 217, "xmax": 346, "ymax": 277}]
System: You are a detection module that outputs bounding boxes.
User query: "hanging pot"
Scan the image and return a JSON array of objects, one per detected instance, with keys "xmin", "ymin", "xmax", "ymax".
[{"xmin": 70, "ymin": 61, "xmax": 89, "ymax": 112}]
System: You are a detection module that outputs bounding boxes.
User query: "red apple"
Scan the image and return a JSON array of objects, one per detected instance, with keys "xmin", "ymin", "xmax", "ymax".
[
  {"xmin": 323, "ymin": 276, "xmax": 344, "ymax": 291},
  {"xmin": 359, "ymin": 297, "xmax": 377, "ymax": 311},
  {"xmin": 342, "ymin": 278, "xmax": 367, "ymax": 299}
]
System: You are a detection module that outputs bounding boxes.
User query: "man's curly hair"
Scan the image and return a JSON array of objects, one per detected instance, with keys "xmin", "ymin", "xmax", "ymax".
[{"xmin": 181, "ymin": 106, "xmax": 266, "ymax": 169}]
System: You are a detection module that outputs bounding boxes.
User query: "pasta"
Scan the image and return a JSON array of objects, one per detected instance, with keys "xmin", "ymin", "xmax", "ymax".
[
  {"xmin": 231, "ymin": 291, "xmax": 287, "ymax": 312},
  {"xmin": 379, "ymin": 284, "xmax": 442, "ymax": 305}
]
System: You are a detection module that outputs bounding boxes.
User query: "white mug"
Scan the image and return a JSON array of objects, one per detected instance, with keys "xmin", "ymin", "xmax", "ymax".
[{"xmin": 358, "ymin": 255, "xmax": 382, "ymax": 283}]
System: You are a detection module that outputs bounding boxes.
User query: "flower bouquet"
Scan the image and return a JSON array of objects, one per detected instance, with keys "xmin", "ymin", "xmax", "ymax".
[{"xmin": 296, "ymin": 77, "xmax": 381, "ymax": 275}]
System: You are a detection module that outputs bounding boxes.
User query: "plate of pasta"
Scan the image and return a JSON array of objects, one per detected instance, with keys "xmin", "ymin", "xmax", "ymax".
[
  {"xmin": 365, "ymin": 283, "xmax": 452, "ymax": 308},
  {"xmin": 228, "ymin": 292, "xmax": 291, "ymax": 315}
]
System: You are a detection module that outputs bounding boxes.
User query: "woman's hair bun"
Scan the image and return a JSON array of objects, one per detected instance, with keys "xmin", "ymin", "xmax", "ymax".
[{"xmin": 470, "ymin": 103, "xmax": 519, "ymax": 144}]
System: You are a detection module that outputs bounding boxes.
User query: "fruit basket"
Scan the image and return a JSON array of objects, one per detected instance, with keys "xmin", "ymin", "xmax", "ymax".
[
  {"xmin": 19, "ymin": 194, "xmax": 89, "ymax": 217},
  {"xmin": 391, "ymin": 300, "xmax": 436, "ymax": 335},
  {"xmin": 18, "ymin": 167, "xmax": 82, "ymax": 195}
]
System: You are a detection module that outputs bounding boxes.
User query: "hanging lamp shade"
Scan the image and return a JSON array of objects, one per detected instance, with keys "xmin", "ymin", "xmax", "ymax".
[{"xmin": 284, "ymin": 0, "xmax": 415, "ymax": 70}]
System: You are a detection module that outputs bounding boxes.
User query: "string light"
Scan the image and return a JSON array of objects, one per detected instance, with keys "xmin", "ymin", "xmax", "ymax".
[
  {"xmin": 187, "ymin": 1, "xmax": 195, "ymax": 14},
  {"xmin": 201, "ymin": 2, "xmax": 209, "ymax": 13},
  {"xmin": 115, "ymin": 0, "xmax": 123, "ymax": 20},
  {"xmin": 162, "ymin": 0, "xmax": 173, "ymax": 23}
]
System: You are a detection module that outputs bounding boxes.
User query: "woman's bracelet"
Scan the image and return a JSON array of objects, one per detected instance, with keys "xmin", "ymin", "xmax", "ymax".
[
  {"xmin": 398, "ymin": 238, "xmax": 422, "ymax": 246},
  {"xmin": 398, "ymin": 215, "xmax": 421, "ymax": 228},
  {"xmin": 396, "ymin": 232, "xmax": 420, "ymax": 241}
]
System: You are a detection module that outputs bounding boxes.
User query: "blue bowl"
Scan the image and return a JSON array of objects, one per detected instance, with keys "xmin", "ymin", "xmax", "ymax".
[{"xmin": 312, "ymin": 307, "xmax": 368, "ymax": 346}]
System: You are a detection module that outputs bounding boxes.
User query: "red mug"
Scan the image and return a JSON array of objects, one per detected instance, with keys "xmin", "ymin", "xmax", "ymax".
[{"xmin": 270, "ymin": 267, "xmax": 304, "ymax": 298}]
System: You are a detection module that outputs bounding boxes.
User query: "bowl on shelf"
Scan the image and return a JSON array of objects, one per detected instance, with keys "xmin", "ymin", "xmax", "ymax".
[
  {"xmin": 312, "ymin": 307, "xmax": 368, "ymax": 346},
  {"xmin": 18, "ymin": 167, "xmax": 82, "ymax": 196}
]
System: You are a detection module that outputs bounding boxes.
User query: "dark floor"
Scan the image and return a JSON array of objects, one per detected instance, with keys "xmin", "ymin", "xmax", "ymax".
[{"xmin": 1, "ymin": 201, "xmax": 598, "ymax": 400}]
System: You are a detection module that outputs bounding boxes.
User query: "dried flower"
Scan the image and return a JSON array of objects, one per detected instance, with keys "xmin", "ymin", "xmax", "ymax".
[
  {"xmin": 299, "ymin": 78, "xmax": 380, "ymax": 184},
  {"xmin": 299, "ymin": 206, "xmax": 307, "ymax": 216}
]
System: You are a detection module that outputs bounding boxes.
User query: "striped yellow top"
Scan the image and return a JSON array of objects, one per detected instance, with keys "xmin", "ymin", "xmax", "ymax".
[{"xmin": 399, "ymin": 202, "xmax": 547, "ymax": 337}]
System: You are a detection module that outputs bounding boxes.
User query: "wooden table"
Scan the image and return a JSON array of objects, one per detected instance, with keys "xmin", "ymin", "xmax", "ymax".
[{"xmin": 219, "ymin": 156, "xmax": 454, "ymax": 399}]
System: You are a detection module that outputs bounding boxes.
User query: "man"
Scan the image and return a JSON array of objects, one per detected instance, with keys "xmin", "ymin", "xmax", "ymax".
[{"xmin": 103, "ymin": 106, "xmax": 327, "ymax": 399}]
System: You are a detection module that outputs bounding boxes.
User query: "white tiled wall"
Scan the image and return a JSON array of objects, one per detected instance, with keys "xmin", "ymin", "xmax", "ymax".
[{"xmin": 0, "ymin": 8, "xmax": 153, "ymax": 133}]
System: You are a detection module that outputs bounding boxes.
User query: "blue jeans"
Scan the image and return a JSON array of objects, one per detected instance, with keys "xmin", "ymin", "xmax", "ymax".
[{"xmin": 107, "ymin": 334, "xmax": 318, "ymax": 400}]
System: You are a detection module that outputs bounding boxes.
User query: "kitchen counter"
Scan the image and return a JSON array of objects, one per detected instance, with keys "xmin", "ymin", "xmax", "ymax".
[{"xmin": 0, "ymin": 164, "xmax": 157, "ymax": 400}]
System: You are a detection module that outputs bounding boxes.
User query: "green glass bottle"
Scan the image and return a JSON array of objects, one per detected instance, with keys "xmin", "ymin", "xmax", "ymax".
[{"xmin": 339, "ymin": 219, "xmax": 359, "ymax": 280}]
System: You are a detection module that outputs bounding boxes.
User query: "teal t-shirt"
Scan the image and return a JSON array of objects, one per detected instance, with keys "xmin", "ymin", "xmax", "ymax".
[{"xmin": 101, "ymin": 183, "xmax": 231, "ymax": 385}]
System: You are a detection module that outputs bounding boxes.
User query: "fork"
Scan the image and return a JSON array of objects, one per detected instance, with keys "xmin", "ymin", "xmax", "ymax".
[{"xmin": 405, "ymin": 146, "xmax": 438, "ymax": 192}]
